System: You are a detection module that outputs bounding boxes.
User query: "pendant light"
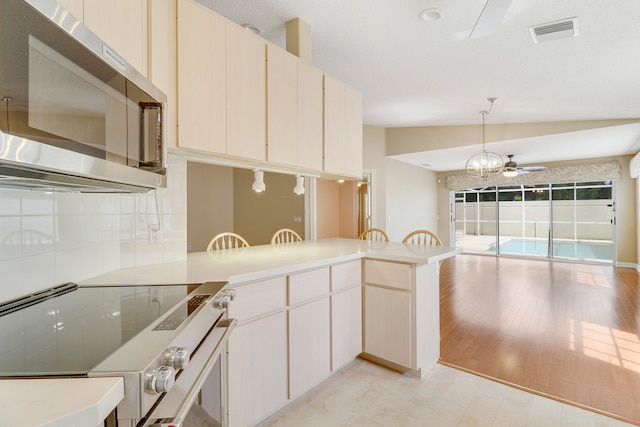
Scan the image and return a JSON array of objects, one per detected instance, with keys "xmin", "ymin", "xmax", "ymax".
[
  {"xmin": 465, "ymin": 98, "xmax": 503, "ymax": 179},
  {"xmin": 252, "ymin": 169, "xmax": 265, "ymax": 192},
  {"xmin": 293, "ymin": 174, "xmax": 305, "ymax": 195}
]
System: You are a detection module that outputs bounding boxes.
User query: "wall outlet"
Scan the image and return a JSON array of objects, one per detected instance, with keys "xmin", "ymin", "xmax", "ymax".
[
  {"xmin": 149, "ymin": 224, "xmax": 161, "ymax": 244},
  {"xmin": 150, "ymin": 286, "xmax": 161, "ymax": 304},
  {"xmin": 293, "ymin": 216, "xmax": 302, "ymax": 223}
]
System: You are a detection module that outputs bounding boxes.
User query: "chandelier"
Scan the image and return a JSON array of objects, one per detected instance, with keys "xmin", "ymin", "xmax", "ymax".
[{"xmin": 465, "ymin": 97, "xmax": 503, "ymax": 179}]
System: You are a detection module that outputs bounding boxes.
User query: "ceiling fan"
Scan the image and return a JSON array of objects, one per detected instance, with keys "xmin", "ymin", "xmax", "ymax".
[
  {"xmin": 469, "ymin": 0, "xmax": 513, "ymax": 39},
  {"xmin": 503, "ymin": 154, "xmax": 547, "ymax": 177}
]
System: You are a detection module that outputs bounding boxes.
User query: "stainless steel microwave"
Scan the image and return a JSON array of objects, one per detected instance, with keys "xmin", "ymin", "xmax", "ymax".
[{"xmin": 0, "ymin": 0, "xmax": 167, "ymax": 193}]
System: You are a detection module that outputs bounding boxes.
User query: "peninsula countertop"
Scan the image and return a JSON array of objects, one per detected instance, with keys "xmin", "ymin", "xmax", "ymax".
[{"xmin": 80, "ymin": 238, "xmax": 460, "ymax": 287}]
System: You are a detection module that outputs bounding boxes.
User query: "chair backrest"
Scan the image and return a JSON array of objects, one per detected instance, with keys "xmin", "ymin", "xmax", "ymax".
[
  {"xmin": 402, "ymin": 230, "xmax": 442, "ymax": 246},
  {"xmin": 206, "ymin": 232, "xmax": 250, "ymax": 251},
  {"xmin": 271, "ymin": 228, "xmax": 302, "ymax": 244},
  {"xmin": 358, "ymin": 227, "xmax": 389, "ymax": 242}
]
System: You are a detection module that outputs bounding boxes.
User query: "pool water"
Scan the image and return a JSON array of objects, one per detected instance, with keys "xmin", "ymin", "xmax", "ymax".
[{"xmin": 493, "ymin": 238, "xmax": 613, "ymax": 262}]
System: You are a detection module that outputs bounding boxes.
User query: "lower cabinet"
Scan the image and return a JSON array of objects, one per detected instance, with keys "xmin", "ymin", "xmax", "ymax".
[
  {"xmin": 227, "ymin": 262, "xmax": 363, "ymax": 426},
  {"xmin": 227, "ymin": 311, "xmax": 288, "ymax": 427},
  {"xmin": 331, "ymin": 285, "xmax": 362, "ymax": 370},
  {"xmin": 289, "ymin": 297, "xmax": 331, "ymax": 398},
  {"xmin": 364, "ymin": 284, "xmax": 411, "ymax": 368}
]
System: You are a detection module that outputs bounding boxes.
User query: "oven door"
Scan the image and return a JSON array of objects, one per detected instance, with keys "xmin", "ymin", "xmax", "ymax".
[{"xmin": 141, "ymin": 318, "xmax": 237, "ymax": 427}]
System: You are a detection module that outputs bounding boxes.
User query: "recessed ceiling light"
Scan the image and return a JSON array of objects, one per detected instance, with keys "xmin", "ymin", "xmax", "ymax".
[
  {"xmin": 418, "ymin": 8, "xmax": 444, "ymax": 22},
  {"xmin": 242, "ymin": 24, "xmax": 261, "ymax": 35}
]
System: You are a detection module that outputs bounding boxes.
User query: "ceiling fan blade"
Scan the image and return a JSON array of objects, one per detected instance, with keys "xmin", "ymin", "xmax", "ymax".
[
  {"xmin": 519, "ymin": 166, "xmax": 547, "ymax": 172},
  {"xmin": 469, "ymin": 0, "xmax": 513, "ymax": 39}
]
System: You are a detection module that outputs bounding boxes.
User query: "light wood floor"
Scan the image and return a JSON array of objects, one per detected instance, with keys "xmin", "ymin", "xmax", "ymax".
[{"xmin": 439, "ymin": 254, "xmax": 640, "ymax": 425}]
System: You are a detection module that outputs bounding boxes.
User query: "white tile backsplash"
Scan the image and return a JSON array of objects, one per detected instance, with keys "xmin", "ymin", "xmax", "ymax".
[{"xmin": 0, "ymin": 156, "xmax": 188, "ymax": 303}]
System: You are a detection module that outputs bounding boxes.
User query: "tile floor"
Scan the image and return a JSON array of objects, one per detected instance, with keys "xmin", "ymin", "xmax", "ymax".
[{"xmin": 257, "ymin": 359, "xmax": 636, "ymax": 427}]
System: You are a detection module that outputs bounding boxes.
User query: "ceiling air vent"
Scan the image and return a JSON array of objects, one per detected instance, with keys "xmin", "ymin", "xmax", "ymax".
[{"xmin": 529, "ymin": 17, "xmax": 579, "ymax": 43}]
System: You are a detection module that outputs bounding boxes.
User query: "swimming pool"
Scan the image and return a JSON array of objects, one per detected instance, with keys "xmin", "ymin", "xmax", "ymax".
[{"xmin": 492, "ymin": 238, "xmax": 614, "ymax": 262}]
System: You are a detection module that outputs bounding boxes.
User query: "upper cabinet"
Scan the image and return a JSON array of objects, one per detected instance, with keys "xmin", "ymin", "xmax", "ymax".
[
  {"xmin": 176, "ymin": 0, "xmax": 266, "ymax": 162},
  {"xmin": 324, "ymin": 75, "xmax": 363, "ymax": 178},
  {"xmin": 267, "ymin": 45, "xmax": 323, "ymax": 171},
  {"xmin": 176, "ymin": 0, "xmax": 226, "ymax": 154},
  {"xmin": 159, "ymin": 0, "xmax": 361, "ymax": 178},
  {"xmin": 83, "ymin": 0, "xmax": 148, "ymax": 77},
  {"xmin": 226, "ymin": 24, "xmax": 266, "ymax": 161},
  {"xmin": 148, "ymin": 0, "xmax": 178, "ymax": 149}
]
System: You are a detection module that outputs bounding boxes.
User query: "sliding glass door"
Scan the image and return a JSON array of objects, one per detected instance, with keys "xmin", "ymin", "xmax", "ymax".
[{"xmin": 453, "ymin": 181, "xmax": 614, "ymax": 263}]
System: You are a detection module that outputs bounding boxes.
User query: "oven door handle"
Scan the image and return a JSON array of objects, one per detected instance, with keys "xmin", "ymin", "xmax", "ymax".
[{"xmin": 148, "ymin": 317, "xmax": 237, "ymax": 427}]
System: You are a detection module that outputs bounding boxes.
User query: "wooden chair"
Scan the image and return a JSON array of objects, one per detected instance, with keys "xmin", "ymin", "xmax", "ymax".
[
  {"xmin": 358, "ymin": 227, "xmax": 389, "ymax": 242},
  {"xmin": 402, "ymin": 229, "xmax": 442, "ymax": 246},
  {"xmin": 271, "ymin": 228, "xmax": 302, "ymax": 244},
  {"xmin": 206, "ymin": 232, "xmax": 250, "ymax": 251}
]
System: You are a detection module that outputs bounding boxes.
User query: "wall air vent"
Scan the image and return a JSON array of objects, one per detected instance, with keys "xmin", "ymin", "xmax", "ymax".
[{"xmin": 529, "ymin": 17, "xmax": 579, "ymax": 43}]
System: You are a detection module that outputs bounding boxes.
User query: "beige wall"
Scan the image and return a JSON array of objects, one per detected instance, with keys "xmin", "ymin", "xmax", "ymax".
[
  {"xmin": 233, "ymin": 169, "xmax": 305, "ymax": 245},
  {"xmin": 363, "ymin": 126, "xmax": 387, "ymax": 229},
  {"xmin": 385, "ymin": 158, "xmax": 439, "ymax": 242},
  {"xmin": 386, "ymin": 119, "xmax": 640, "ymax": 155},
  {"xmin": 361, "ymin": 125, "xmax": 440, "ymax": 242},
  {"xmin": 187, "ymin": 163, "xmax": 305, "ymax": 249},
  {"xmin": 186, "ymin": 162, "xmax": 234, "ymax": 252},
  {"xmin": 316, "ymin": 180, "xmax": 358, "ymax": 239}
]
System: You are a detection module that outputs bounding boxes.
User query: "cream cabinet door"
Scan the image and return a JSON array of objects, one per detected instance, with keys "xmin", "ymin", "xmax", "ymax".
[
  {"xmin": 57, "ymin": 0, "xmax": 83, "ymax": 19},
  {"xmin": 322, "ymin": 74, "xmax": 345, "ymax": 175},
  {"xmin": 228, "ymin": 312, "xmax": 288, "ymax": 427},
  {"xmin": 331, "ymin": 285, "xmax": 362, "ymax": 370},
  {"xmin": 364, "ymin": 284, "xmax": 412, "ymax": 368},
  {"xmin": 344, "ymin": 84, "xmax": 363, "ymax": 178},
  {"xmin": 148, "ymin": 0, "xmax": 177, "ymax": 149},
  {"xmin": 266, "ymin": 44, "xmax": 298, "ymax": 166},
  {"xmin": 323, "ymin": 74, "xmax": 363, "ymax": 178},
  {"xmin": 289, "ymin": 297, "xmax": 331, "ymax": 398},
  {"xmin": 226, "ymin": 24, "xmax": 266, "ymax": 161},
  {"xmin": 83, "ymin": 0, "xmax": 148, "ymax": 76},
  {"xmin": 297, "ymin": 61, "xmax": 323, "ymax": 171},
  {"xmin": 177, "ymin": 0, "xmax": 226, "ymax": 153}
]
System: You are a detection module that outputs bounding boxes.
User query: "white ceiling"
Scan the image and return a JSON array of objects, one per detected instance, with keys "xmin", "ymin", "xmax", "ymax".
[{"xmin": 197, "ymin": 0, "xmax": 640, "ymax": 171}]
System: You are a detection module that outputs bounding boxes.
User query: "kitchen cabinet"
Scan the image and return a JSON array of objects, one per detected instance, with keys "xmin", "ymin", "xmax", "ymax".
[
  {"xmin": 266, "ymin": 44, "xmax": 298, "ymax": 166},
  {"xmin": 83, "ymin": 0, "xmax": 148, "ymax": 77},
  {"xmin": 323, "ymin": 74, "xmax": 363, "ymax": 178},
  {"xmin": 362, "ymin": 259, "xmax": 440, "ymax": 377},
  {"xmin": 267, "ymin": 45, "xmax": 324, "ymax": 171},
  {"xmin": 148, "ymin": 0, "xmax": 178, "ymax": 149},
  {"xmin": 363, "ymin": 260, "xmax": 412, "ymax": 368},
  {"xmin": 288, "ymin": 268, "xmax": 331, "ymax": 398},
  {"xmin": 227, "ymin": 277, "xmax": 288, "ymax": 427},
  {"xmin": 364, "ymin": 283, "xmax": 411, "ymax": 367},
  {"xmin": 226, "ymin": 23, "xmax": 266, "ymax": 161},
  {"xmin": 297, "ymin": 61, "xmax": 324, "ymax": 171},
  {"xmin": 289, "ymin": 298, "xmax": 331, "ymax": 398},
  {"xmin": 330, "ymin": 260, "xmax": 362, "ymax": 370},
  {"xmin": 176, "ymin": 0, "xmax": 226, "ymax": 153},
  {"xmin": 331, "ymin": 286, "xmax": 362, "ymax": 370}
]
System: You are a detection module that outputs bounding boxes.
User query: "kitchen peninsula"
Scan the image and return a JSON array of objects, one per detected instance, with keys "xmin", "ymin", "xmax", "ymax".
[{"xmin": 81, "ymin": 238, "xmax": 459, "ymax": 427}]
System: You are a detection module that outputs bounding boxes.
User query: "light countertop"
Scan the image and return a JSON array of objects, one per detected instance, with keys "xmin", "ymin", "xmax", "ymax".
[
  {"xmin": 0, "ymin": 377, "xmax": 123, "ymax": 427},
  {"xmin": 4, "ymin": 238, "xmax": 457, "ymax": 427},
  {"xmin": 81, "ymin": 238, "xmax": 460, "ymax": 286}
]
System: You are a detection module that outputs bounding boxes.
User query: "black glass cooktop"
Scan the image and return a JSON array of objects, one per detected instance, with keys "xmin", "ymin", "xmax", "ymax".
[{"xmin": 0, "ymin": 284, "xmax": 200, "ymax": 377}]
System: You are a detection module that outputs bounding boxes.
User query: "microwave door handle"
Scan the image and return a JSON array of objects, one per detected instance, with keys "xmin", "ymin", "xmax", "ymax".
[
  {"xmin": 138, "ymin": 101, "xmax": 166, "ymax": 174},
  {"xmin": 147, "ymin": 318, "xmax": 237, "ymax": 427}
]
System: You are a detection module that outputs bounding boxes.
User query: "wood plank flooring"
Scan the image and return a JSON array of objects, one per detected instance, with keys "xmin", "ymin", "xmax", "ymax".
[{"xmin": 439, "ymin": 254, "xmax": 640, "ymax": 425}]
